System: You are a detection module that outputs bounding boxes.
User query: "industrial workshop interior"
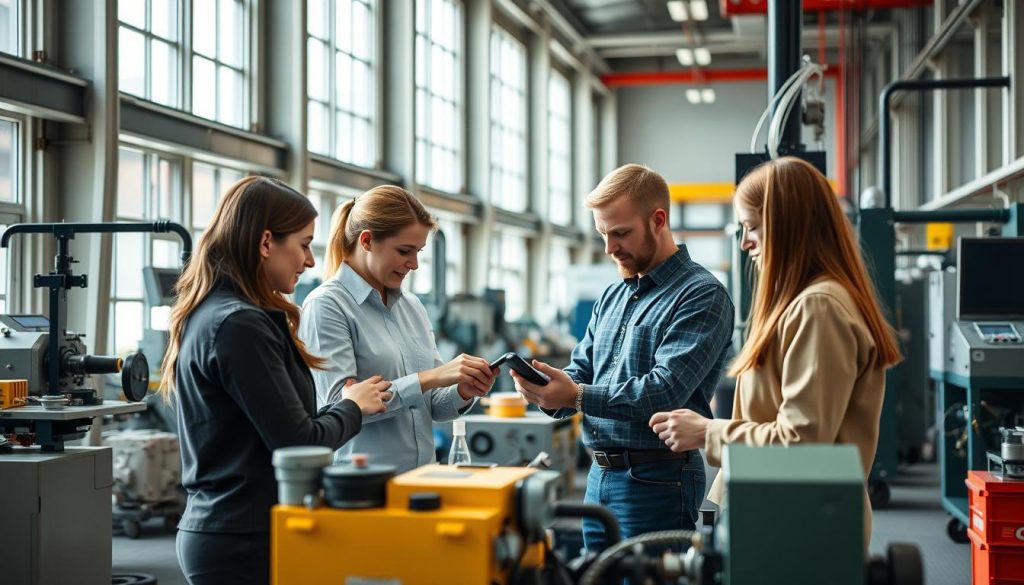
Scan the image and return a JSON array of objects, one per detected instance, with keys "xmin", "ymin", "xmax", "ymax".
[{"xmin": 3, "ymin": 0, "xmax": 1024, "ymax": 583}]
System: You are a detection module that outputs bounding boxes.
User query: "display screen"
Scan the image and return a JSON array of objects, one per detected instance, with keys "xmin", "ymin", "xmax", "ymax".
[
  {"xmin": 959, "ymin": 238, "xmax": 1024, "ymax": 318},
  {"xmin": 977, "ymin": 324, "xmax": 1016, "ymax": 336},
  {"xmin": 10, "ymin": 315, "xmax": 49, "ymax": 328}
]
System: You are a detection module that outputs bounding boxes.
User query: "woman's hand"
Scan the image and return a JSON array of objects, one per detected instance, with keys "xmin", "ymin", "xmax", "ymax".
[
  {"xmin": 342, "ymin": 375, "xmax": 393, "ymax": 415},
  {"xmin": 419, "ymin": 354, "xmax": 497, "ymax": 400},
  {"xmin": 649, "ymin": 409, "xmax": 711, "ymax": 453}
]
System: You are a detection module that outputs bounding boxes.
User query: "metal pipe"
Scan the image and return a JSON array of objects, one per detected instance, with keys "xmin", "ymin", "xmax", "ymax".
[
  {"xmin": 892, "ymin": 209, "xmax": 1011, "ymax": 224},
  {"xmin": 552, "ymin": 501, "xmax": 622, "ymax": 546},
  {"xmin": 768, "ymin": 0, "xmax": 803, "ymax": 153},
  {"xmin": 879, "ymin": 76, "xmax": 1011, "ymax": 209},
  {"xmin": 2, "ymin": 221, "xmax": 193, "ymax": 262}
]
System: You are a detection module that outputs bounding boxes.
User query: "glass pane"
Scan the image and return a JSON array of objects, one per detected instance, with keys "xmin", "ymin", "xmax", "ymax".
[
  {"xmin": 307, "ymin": 0, "xmax": 328, "ymax": 38},
  {"xmin": 335, "ymin": 112, "xmax": 352, "ymax": 163},
  {"xmin": 352, "ymin": 61, "xmax": 370, "ymax": 118},
  {"xmin": 114, "ymin": 233, "xmax": 145, "ymax": 297},
  {"xmin": 336, "ymin": 54, "xmax": 352, "ymax": 112},
  {"xmin": 307, "ymin": 38, "xmax": 328, "ymax": 101},
  {"xmin": 193, "ymin": 0, "xmax": 216, "ymax": 57},
  {"xmin": 0, "ymin": 120, "xmax": 14, "ymax": 202},
  {"xmin": 152, "ymin": 239, "xmax": 181, "ymax": 268},
  {"xmin": 0, "ymin": 0, "xmax": 16, "ymax": 55},
  {"xmin": 192, "ymin": 56, "xmax": 217, "ymax": 120},
  {"xmin": 117, "ymin": 149, "xmax": 145, "ymax": 218},
  {"xmin": 351, "ymin": 0, "xmax": 370, "ymax": 58},
  {"xmin": 150, "ymin": 39, "xmax": 178, "ymax": 106},
  {"xmin": 118, "ymin": 0, "xmax": 145, "ymax": 28},
  {"xmin": 334, "ymin": 0, "xmax": 351, "ymax": 54},
  {"xmin": 113, "ymin": 301, "xmax": 144, "ymax": 357},
  {"xmin": 352, "ymin": 118, "xmax": 371, "ymax": 167},
  {"xmin": 191, "ymin": 162, "xmax": 216, "ymax": 228},
  {"xmin": 119, "ymin": 27, "xmax": 146, "ymax": 97},
  {"xmin": 308, "ymin": 101, "xmax": 329, "ymax": 155},
  {"xmin": 414, "ymin": 35, "xmax": 426, "ymax": 88},
  {"xmin": 220, "ymin": 168, "xmax": 244, "ymax": 190},
  {"xmin": 219, "ymin": 0, "xmax": 242, "ymax": 67},
  {"xmin": 150, "ymin": 305, "xmax": 171, "ymax": 331},
  {"xmin": 216, "ymin": 66, "xmax": 241, "ymax": 126},
  {"xmin": 151, "ymin": 0, "xmax": 177, "ymax": 41},
  {"xmin": 156, "ymin": 157, "xmax": 175, "ymax": 219}
]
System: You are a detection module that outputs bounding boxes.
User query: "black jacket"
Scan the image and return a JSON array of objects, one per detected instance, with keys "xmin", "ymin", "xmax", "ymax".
[{"xmin": 174, "ymin": 280, "xmax": 361, "ymax": 533}]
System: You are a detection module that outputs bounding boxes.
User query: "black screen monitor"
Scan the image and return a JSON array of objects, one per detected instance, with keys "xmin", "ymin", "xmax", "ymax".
[
  {"xmin": 956, "ymin": 237, "xmax": 1024, "ymax": 320},
  {"xmin": 143, "ymin": 267, "xmax": 180, "ymax": 307}
]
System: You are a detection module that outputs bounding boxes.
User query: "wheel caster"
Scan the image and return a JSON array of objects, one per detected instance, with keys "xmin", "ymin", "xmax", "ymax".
[
  {"xmin": 869, "ymin": 479, "xmax": 891, "ymax": 508},
  {"xmin": 946, "ymin": 518, "xmax": 969, "ymax": 544},
  {"xmin": 122, "ymin": 520, "xmax": 141, "ymax": 540}
]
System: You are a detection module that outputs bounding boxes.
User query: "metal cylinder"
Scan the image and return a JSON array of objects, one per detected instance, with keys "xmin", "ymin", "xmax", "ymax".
[{"xmin": 64, "ymin": 354, "xmax": 123, "ymax": 375}]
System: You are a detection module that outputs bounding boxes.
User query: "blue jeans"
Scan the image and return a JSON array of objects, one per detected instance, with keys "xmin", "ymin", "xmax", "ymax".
[{"xmin": 582, "ymin": 452, "xmax": 706, "ymax": 553}]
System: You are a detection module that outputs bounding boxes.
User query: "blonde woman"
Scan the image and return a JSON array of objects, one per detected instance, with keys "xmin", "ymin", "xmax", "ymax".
[
  {"xmin": 160, "ymin": 177, "xmax": 391, "ymax": 585},
  {"xmin": 650, "ymin": 157, "xmax": 902, "ymax": 546},
  {"xmin": 299, "ymin": 185, "xmax": 497, "ymax": 473}
]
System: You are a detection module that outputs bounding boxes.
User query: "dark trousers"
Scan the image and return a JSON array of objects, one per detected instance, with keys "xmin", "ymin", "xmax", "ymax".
[
  {"xmin": 176, "ymin": 529, "xmax": 270, "ymax": 585},
  {"xmin": 582, "ymin": 452, "xmax": 706, "ymax": 553}
]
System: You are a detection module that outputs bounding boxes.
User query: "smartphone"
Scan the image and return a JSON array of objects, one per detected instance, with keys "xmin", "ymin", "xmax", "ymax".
[{"xmin": 489, "ymin": 352, "xmax": 551, "ymax": 386}]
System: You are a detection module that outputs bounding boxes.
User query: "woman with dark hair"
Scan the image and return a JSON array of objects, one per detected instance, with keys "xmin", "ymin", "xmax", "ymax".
[
  {"xmin": 299, "ymin": 185, "xmax": 497, "ymax": 473},
  {"xmin": 649, "ymin": 157, "xmax": 902, "ymax": 546},
  {"xmin": 159, "ymin": 176, "xmax": 392, "ymax": 585}
]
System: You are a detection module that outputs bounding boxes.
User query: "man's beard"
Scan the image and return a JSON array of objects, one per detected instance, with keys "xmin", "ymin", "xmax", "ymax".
[{"xmin": 615, "ymin": 226, "xmax": 657, "ymax": 278}]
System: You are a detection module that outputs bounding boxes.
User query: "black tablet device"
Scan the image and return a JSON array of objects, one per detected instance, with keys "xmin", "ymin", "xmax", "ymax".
[{"xmin": 489, "ymin": 352, "xmax": 551, "ymax": 386}]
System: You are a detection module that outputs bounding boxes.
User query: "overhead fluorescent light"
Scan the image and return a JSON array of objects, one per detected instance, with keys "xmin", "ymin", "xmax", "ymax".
[
  {"xmin": 694, "ymin": 47, "xmax": 711, "ymax": 66},
  {"xmin": 686, "ymin": 89, "xmax": 701, "ymax": 104},
  {"xmin": 689, "ymin": 0, "xmax": 709, "ymax": 21},
  {"xmin": 701, "ymin": 88, "xmax": 716, "ymax": 103},
  {"xmin": 675, "ymin": 48, "xmax": 693, "ymax": 66},
  {"xmin": 667, "ymin": 1, "xmax": 689, "ymax": 22}
]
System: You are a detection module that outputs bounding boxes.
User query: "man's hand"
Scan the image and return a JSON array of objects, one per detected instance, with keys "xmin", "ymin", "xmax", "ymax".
[
  {"xmin": 649, "ymin": 409, "xmax": 710, "ymax": 452},
  {"xmin": 510, "ymin": 360, "xmax": 577, "ymax": 410}
]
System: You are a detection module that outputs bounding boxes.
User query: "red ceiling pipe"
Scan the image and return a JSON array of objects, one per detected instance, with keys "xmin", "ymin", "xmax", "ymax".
[
  {"xmin": 601, "ymin": 67, "xmax": 838, "ymax": 88},
  {"xmin": 720, "ymin": 0, "xmax": 931, "ymax": 17}
]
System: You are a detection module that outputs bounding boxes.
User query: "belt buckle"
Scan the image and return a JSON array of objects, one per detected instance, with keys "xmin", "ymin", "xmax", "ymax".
[{"xmin": 594, "ymin": 451, "xmax": 612, "ymax": 468}]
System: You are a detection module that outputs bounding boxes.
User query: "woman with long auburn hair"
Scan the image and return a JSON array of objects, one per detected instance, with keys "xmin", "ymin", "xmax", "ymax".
[
  {"xmin": 298, "ymin": 185, "xmax": 497, "ymax": 473},
  {"xmin": 160, "ymin": 176, "xmax": 392, "ymax": 585},
  {"xmin": 649, "ymin": 157, "xmax": 901, "ymax": 544}
]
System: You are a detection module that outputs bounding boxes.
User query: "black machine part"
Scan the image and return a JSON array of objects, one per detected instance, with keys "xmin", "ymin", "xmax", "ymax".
[
  {"xmin": 321, "ymin": 459, "xmax": 396, "ymax": 509},
  {"xmin": 121, "ymin": 353, "xmax": 150, "ymax": 402}
]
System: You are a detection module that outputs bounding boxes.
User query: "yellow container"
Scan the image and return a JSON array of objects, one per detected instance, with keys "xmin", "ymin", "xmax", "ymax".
[
  {"xmin": 486, "ymin": 392, "xmax": 527, "ymax": 418},
  {"xmin": 0, "ymin": 379, "xmax": 28, "ymax": 409}
]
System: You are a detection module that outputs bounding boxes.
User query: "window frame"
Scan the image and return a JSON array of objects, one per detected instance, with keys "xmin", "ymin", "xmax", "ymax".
[
  {"xmin": 414, "ymin": 0, "xmax": 465, "ymax": 194},
  {"xmin": 547, "ymin": 66, "xmax": 573, "ymax": 225},
  {"xmin": 306, "ymin": 0, "xmax": 379, "ymax": 168},
  {"xmin": 0, "ymin": 113, "xmax": 26, "ymax": 313},
  {"xmin": 488, "ymin": 24, "xmax": 528, "ymax": 212}
]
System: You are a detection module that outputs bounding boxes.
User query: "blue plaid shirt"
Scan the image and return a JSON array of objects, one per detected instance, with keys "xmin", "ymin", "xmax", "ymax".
[{"xmin": 550, "ymin": 246, "xmax": 734, "ymax": 451}]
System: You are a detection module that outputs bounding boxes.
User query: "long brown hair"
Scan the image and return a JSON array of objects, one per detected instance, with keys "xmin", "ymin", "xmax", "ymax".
[
  {"xmin": 323, "ymin": 185, "xmax": 436, "ymax": 279},
  {"xmin": 729, "ymin": 157, "xmax": 902, "ymax": 376},
  {"xmin": 159, "ymin": 176, "xmax": 324, "ymax": 398}
]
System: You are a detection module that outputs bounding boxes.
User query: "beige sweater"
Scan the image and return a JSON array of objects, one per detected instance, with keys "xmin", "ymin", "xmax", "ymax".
[{"xmin": 705, "ymin": 279, "xmax": 885, "ymax": 542}]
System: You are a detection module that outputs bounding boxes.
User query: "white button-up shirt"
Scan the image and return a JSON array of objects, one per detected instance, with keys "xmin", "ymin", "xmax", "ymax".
[{"xmin": 298, "ymin": 264, "xmax": 472, "ymax": 473}]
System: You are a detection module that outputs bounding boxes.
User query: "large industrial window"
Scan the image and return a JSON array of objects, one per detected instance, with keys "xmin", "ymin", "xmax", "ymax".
[
  {"xmin": 0, "ymin": 118, "xmax": 17, "ymax": 203},
  {"xmin": 118, "ymin": 0, "xmax": 251, "ymax": 128},
  {"xmin": 111, "ymin": 147, "xmax": 183, "ymax": 358},
  {"xmin": 489, "ymin": 26, "xmax": 527, "ymax": 212},
  {"xmin": 307, "ymin": 0, "xmax": 377, "ymax": 167},
  {"xmin": 192, "ymin": 0, "xmax": 249, "ymax": 127},
  {"xmin": 118, "ymin": 0, "xmax": 182, "ymax": 107},
  {"xmin": 0, "ymin": 116, "xmax": 23, "ymax": 312},
  {"xmin": 488, "ymin": 231, "xmax": 528, "ymax": 321},
  {"xmin": 0, "ymin": 0, "xmax": 20, "ymax": 56},
  {"xmin": 548, "ymin": 70, "xmax": 572, "ymax": 225},
  {"xmin": 415, "ymin": 0, "xmax": 463, "ymax": 194}
]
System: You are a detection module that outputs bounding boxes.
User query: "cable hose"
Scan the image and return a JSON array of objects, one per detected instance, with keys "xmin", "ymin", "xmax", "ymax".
[{"xmin": 579, "ymin": 529, "xmax": 700, "ymax": 585}]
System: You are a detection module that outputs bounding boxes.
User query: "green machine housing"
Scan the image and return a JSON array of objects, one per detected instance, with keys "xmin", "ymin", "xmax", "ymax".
[{"xmin": 720, "ymin": 444, "xmax": 865, "ymax": 585}]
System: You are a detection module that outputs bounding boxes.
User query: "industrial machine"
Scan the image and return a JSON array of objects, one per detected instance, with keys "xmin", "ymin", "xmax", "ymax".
[
  {"xmin": 0, "ymin": 221, "xmax": 190, "ymax": 584},
  {"xmin": 271, "ymin": 444, "xmax": 923, "ymax": 584},
  {"xmin": 934, "ymin": 237, "xmax": 1024, "ymax": 542}
]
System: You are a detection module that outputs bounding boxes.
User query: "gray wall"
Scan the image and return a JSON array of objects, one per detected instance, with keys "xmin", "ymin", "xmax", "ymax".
[{"xmin": 616, "ymin": 80, "xmax": 838, "ymax": 184}]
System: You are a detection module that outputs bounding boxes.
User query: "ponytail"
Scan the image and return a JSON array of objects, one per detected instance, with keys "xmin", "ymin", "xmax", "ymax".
[{"xmin": 323, "ymin": 198, "xmax": 356, "ymax": 279}]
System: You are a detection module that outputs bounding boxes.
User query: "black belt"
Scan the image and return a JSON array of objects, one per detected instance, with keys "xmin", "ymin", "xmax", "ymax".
[{"xmin": 592, "ymin": 449, "xmax": 692, "ymax": 469}]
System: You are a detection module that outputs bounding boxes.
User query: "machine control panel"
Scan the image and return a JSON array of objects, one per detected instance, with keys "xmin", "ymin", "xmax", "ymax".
[
  {"xmin": 974, "ymin": 323, "xmax": 1023, "ymax": 344},
  {"xmin": 0, "ymin": 314, "xmax": 49, "ymax": 332}
]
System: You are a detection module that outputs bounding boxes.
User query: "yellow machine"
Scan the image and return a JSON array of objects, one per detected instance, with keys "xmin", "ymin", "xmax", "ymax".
[{"xmin": 272, "ymin": 464, "xmax": 562, "ymax": 585}]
